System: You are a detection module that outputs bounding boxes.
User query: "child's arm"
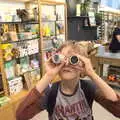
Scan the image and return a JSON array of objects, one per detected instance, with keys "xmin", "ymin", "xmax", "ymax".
[
  {"xmin": 36, "ymin": 60, "xmax": 65, "ymax": 94},
  {"xmin": 16, "ymin": 87, "xmax": 49, "ymax": 120},
  {"xmin": 95, "ymin": 90, "xmax": 120, "ymax": 118},
  {"xmin": 16, "ymin": 60, "xmax": 65, "ymax": 120},
  {"xmin": 88, "ymin": 71, "xmax": 118, "ymax": 101},
  {"xmin": 77, "ymin": 55, "xmax": 118, "ymax": 102}
]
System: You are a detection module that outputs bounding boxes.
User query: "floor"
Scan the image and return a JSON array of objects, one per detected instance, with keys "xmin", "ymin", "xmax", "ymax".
[{"xmin": 31, "ymin": 102, "xmax": 119, "ymax": 120}]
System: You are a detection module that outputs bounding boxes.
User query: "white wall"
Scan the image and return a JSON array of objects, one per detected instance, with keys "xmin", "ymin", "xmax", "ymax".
[
  {"xmin": 0, "ymin": 0, "xmax": 25, "ymax": 21},
  {"xmin": 0, "ymin": 1, "xmax": 25, "ymax": 11},
  {"xmin": 0, "ymin": 0, "xmax": 65, "ymax": 12},
  {"xmin": 0, "ymin": 0, "xmax": 65, "ymax": 22}
]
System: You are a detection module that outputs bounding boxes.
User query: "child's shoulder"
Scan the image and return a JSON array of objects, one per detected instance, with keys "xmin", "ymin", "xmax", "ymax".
[
  {"xmin": 81, "ymin": 79, "xmax": 96, "ymax": 91},
  {"xmin": 51, "ymin": 79, "xmax": 96, "ymax": 91}
]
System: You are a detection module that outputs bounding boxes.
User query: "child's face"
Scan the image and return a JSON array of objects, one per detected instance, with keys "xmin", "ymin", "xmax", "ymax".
[{"xmin": 59, "ymin": 46, "xmax": 83, "ymax": 81}]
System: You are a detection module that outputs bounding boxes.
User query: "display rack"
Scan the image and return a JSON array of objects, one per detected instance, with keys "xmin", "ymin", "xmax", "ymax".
[
  {"xmin": 0, "ymin": 1, "xmax": 66, "ymax": 119},
  {"xmin": 0, "ymin": 0, "xmax": 67, "ymax": 97},
  {"xmin": 38, "ymin": 0, "xmax": 67, "ymax": 75},
  {"xmin": 98, "ymin": 11, "xmax": 120, "ymax": 41},
  {"xmin": 0, "ymin": 0, "xmax": 40, "ymax": 96}
]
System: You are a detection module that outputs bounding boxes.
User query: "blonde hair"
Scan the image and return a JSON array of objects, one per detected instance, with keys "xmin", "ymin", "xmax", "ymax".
[
  {"xmin": 57, "ymin": 41, "xmax": 89, "ymax": 57},
  {"xmin": 57, "ymin": 41, "xmax": 90, "ymax": 78}
]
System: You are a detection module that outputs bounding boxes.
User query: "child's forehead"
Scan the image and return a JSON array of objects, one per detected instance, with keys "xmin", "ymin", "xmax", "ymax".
[{"xmin": 60, "ymin": 46, "xmax": 78, "ymax": 54}]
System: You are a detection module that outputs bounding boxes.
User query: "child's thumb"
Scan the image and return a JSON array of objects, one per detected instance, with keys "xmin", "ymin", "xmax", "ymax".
[{"xmin": 58, "ymin": 62, "xmax": 65, "ymax": 70}]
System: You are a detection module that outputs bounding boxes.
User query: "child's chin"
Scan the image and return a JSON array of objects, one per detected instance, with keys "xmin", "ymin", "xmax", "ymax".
[{"xmin": 60, "ymin": 74, "xmax": 76, "ymax": 81}]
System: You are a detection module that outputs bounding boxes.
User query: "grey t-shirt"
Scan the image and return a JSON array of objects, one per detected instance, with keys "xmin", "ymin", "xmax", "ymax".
[{"xmin": 52, "ymin": 82, "xmax": 93, "ymax": 120}]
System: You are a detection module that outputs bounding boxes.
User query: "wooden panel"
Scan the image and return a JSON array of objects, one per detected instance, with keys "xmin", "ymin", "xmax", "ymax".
[
  {"xmin": 0, "ymin": 104, "xmax": 15, "ymax": 120},
  {"xmin": 3, "ymin": 0, "xmax": 30, "ymax": 2},
  {"xmin": 98, "ymin": 58, "xmax": 120, "ymax": 67},
  {"xmin": 0, "ymin": 90, "xmax": 28, "ymax": 120}
]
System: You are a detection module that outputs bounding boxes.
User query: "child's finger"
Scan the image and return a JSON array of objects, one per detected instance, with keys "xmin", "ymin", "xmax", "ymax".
[
  {"xmin": 46, "ymin": 57, "xmax": 52, "ymax": 62},
  {"xmin": 57, "ymin": 61, "xmax": 65, "ymax": 69},
  {"xmin": 78, "ymin": 54, "xmax": 86, "ymax": 61}
]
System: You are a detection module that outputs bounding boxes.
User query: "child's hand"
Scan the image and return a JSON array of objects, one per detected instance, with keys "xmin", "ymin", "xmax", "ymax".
[
  {"xmin": 45, "ymin": 57, "xmax": 65, "ymax": 77},
  {"xmin": 71, "ymin": 54, "xmax": 95, "ymax": 77},
  {"xmin": 77, "ymin": 54, "xmax": 95, "ymax": 77}
]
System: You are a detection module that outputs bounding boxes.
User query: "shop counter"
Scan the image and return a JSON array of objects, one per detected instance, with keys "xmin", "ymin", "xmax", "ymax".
[{"xmin": 95, "ymin": 52, "xmax": 120, "ymax": 91}]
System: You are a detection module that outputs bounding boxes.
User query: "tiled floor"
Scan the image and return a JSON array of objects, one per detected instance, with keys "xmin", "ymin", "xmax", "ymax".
[
  {"xmin": 31, "ymin": 102, "xmax": 119, "ymax": 120},
  {"xmin": 93, "ymin": 102, "xmax": 119, "ymax": 120}
]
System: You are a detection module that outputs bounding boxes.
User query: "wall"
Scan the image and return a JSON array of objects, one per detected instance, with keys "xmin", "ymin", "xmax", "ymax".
[
  {"xmin": 0, "ymin": 0, "xmax": 65, "ymax": 14},
  {"xmin": 0, "ymin": 0, "xmax": 25, "ymax": 22},
  {"xmin": 0, "ymin": 1, "xmax": 25, "ymax": 11}
]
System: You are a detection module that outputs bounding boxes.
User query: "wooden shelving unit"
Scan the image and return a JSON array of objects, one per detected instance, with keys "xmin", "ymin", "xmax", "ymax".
[
  {"xmin": 38, "ymin": 0, "xmax": 67, "ymax": 75},
  {"xmin": 0, "ymin": 21, "xmax": 39, "ymax": 24},
  {"xmin": 1, "ymin": 37, "xmax": 40, "ymax": 44},
  {"xmin": 0, "ymin": 47, "xmax": 8, "ymax": 96},
  {"xmin": 0, "ymin": 0, "xmax": 66, "ymax": 118},
  {"xmin": 0, "ymin": 0, "xmax": 66, "ymax": 110},
  {"xmin": 0, "ymin": 0, "xmax": 40, "ymax": 97}
]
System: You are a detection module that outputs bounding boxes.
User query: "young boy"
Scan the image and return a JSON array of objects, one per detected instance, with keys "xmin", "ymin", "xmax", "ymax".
[{"xmin": 16, "ymin": 42, "xmax": 120, "ymax": 120}]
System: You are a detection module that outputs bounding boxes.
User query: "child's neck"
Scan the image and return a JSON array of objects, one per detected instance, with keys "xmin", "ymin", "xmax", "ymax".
[{"xmin": 61, "ymin": 77, "xmax": 79, "ymax": 95}]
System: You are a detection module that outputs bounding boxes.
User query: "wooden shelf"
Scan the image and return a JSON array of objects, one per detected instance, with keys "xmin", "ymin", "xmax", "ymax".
[
  {"xmin": 42, "ymin": 20, "xmax": 64, "ymax": 22},
  {"xmin": 0, "ymin": 91, "xmax": 4, "ymax": 95},
  {"xmin": 43, "ymin": 36, "xmax": 56, "ymax": 40},
  {"xmin": 19, "ymin": 52, "xmax": 39, "ymax": 58},
  {"xmin": 3, "ymin": 53, "xmax": 39, "ymax": 66},
  {"xmin": 42, "ymin": 47, "xmax": 53, "ymax": 51},
  {"xmin": 1, "ymin": 37, "xmax": 40, "ymax": 44},
  {"xmin": 4, "ymin": 0, "xmax": 32, "ymax": 3},
  {"xmin": 22, "ymin": 67, "xmax": 40, "ymax": 74},
  {"xmin": 0, "ymin": 21, "xmax": 39, "ymax": 25}
]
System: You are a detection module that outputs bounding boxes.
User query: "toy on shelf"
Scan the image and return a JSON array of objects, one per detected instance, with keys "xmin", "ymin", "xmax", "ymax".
[
  {"xmin": 108, "ymin": 74, "xmax": 116, "ymax": 82},
  {"xmin": 4, "ymin": 60, "xmax": 16, "ymax": 80},
  {"xmin": 2, "ymin": 32, "xmax": 18, "ymax": 42},
  {"xmin": 8, "ymin": 77, "xmax": 23, "ymax": 95},
  {"xmin": 0, "ymin": 44, "xmax": 13, "ymax": 61},
  {"xmin": 56, "ymin": 22, "xmax": 64, "ymax": 35},
  {"xmin": 108, "ymin": 74, "xmax": 120, "ymax": 84},
  {"xmin": 16, "ymin": 8, "xmax": 38, "ymax": 22},
  {"xmin": 11, "ymin": 48, "xmax": 20, "ymax": 58},
  {"xmin": 42, "ymin": 24, "xmax": 51, "ymax": 37}
]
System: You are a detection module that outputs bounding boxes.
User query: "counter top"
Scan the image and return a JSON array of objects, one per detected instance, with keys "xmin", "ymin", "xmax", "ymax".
[{"xmin": 96, "ymin": 52, "xmax": 120, "ymax": 59}]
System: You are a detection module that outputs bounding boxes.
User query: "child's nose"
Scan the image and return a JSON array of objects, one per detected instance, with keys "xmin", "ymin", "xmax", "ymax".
[{"xmin": 65, "ymin": 57, "xmax": 69, "ymax": 66}]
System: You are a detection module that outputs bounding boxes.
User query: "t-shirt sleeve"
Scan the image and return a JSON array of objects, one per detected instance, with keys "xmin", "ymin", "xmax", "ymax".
[
  {"xmin": 81, "ymin": 80, "xmax": 97, "ymax": 108},
  {"xmin": 16, "ymin": 86, "xmax": 50, "ymax": 120},
  {"xmin": 95, "ymin": 90, "xmax": 120, "ymax": 118}
]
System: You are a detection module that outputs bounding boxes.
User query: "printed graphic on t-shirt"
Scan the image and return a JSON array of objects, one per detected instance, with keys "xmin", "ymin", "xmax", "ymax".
[
  {"xmin": 54, "ymin": 100, "xmax": 92, "ymax": 120},
  {"xmin": 52, "ymin": 84, "xmax": 92, "ymax": 120}
]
